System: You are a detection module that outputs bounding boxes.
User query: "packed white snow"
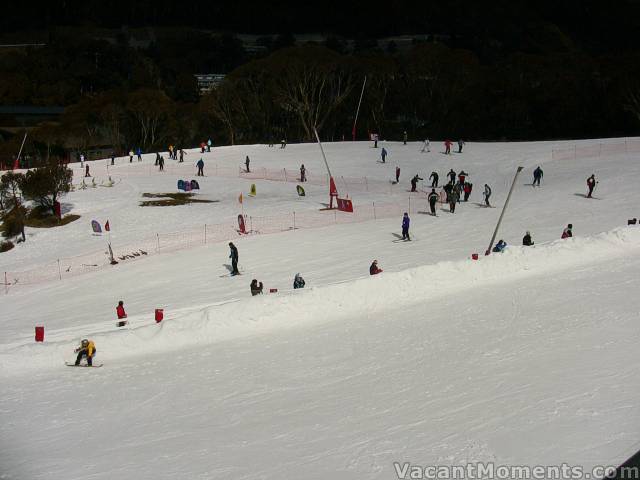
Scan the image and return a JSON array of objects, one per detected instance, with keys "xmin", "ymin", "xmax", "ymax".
[{"xmin": 1, "ymin": 138, "xmax": 640, "ymax": 479}]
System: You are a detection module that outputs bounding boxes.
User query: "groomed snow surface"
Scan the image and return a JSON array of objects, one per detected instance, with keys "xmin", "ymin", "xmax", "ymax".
[{"xmin": 2, "ymin": 139, "xmax": 640, "ymax": 479}]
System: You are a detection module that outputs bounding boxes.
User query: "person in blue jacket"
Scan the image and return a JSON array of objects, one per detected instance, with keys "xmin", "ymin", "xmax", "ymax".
[
  {"xmin": 402, "ymin": 212, "xmax": 410, "ymax": 241},
  {"xmin": 381, "ymin": 147, "xmax": 388, "ymax": 163},
  {"xmin": 492, "ymin": 239, "xmax": 507, "ymax": 253},
  {"xmin": 136, "ymin": 147, "xmax": 142, "ymax": 162},
  {"xmin": 196, "ymin": 158, "xmax": 204, "ymax": 176}
]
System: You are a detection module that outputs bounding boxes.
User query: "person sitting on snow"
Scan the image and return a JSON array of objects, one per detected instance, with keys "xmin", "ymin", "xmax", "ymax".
[
  {"xmin": 369, "ymin": 260, "xmax": 383, "ymax": 275},
  {"xmin": 561, "ymin": 224, "xmax": 573, "ymax": 239},
  {"xmin": 293, "ymin": 273, "xmax": 306, "ymax": 289},
  {"xmin": 74, "ymin": 339, "xmax": 96, "ymax": 366},
  {"xmin": 522, "ymin": 231, "xmax": 534, "ymax": 246},
  {"xmin": 116, "ymin": 300, "xmax": 128, "ymax": 327},
  {"xmin": 250, "ymin": 279, "xmax": 264, "ymax": 296},
  {"xmin": 492, "ymin": 239, "xmax": 507, "ymax": 253}
]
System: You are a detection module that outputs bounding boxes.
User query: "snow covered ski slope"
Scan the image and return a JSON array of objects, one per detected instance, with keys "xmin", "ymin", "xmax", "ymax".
[{"xmin": 1, "ymin": 138, "xmax": 640, "ymax": 479}]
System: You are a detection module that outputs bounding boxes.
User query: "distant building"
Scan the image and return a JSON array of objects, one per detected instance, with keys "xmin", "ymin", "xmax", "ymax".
[{"xmin": 194, "ymin": 74, "xmax": 226, "ymax": 95}]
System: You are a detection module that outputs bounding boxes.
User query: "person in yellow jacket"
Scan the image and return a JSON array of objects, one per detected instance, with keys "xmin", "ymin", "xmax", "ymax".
[{"xmin": 74, "ymin": 339, "xmax": 96, "ymax": 366}]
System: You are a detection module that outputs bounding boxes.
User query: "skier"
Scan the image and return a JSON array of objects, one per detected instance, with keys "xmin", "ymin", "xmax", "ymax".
[
  {"xmin": 395, "ymin": 166, "xmax": 400, "ymax": 183},
  {"xmin": 158, "ymin": 155, "xmax": 165, "ymax": 172},
  {"xmin": 533, "ymin": 166, "xmax": 543, "ymax": 186},
  {"xmin": 300, "ymin": 164, "xmax": 306, "ymax": 182},
  {"xmin": 155, "ymin": 152, "xmax": 160, "ymax": 166},
  {"xmin": 586, "ymin": 174, "xmax": 597, "ymax": 198},
  {"xmin": 561, "ymin": 224, "xmax": 573, "ymax": 239},
  {"xmin": 458, "ymin": 170, "xmax": 468, "ymax": 185},
  {"xmin": 463, "ymin": 182, "xmax": 473, "ymax": 202},
  {"xmin": 447, "ymin": 169, "xmax": 456, "ymax": 184},
  {"xmin": 281, "ymin": 138, "xmax": 287, "ymax": 149},
  {"xmin": 429, "ymin": 171, "xmax": 439, "ymax": 187},
  {"xmin": 492, "ymin": 239, "xmax": 507, "ymax": 253},
  {"xmin": 449, "ymin": 188, "xmax": 459, "ymax": 213},
  {"xmin": 293, "ymin": 273, "xmax": 305, "ymax": 289},
  {"xmin": 458, "ymin": 139, "xmax": 465, "ymax": 153},
  {"xmin": 403, "ymin": 131, "xmax": 408, "ymax": 145},
  {"xmin": 196, "ymin": 158, "xmax": 204, "ymax": 176},
  {"xmin": 85, "ymin": 164, "xmax": 90, "ymax": 177},
  {"xmin": 250, "ymin": 279, "xmax": 263, "ymax": 296},
  {"xmin": 179, "ymin": 149, "xmax": 186, "ymax": 163},
  {"xmin": 401, "ymin": 212, "xmax": 411, "ymax": 240},
  {"xmin": 229, "ymin": 242, "xmax": 239, "ymax": 275},
  {"xmin": 444, "ymin": 139, "xmax": 453, "ymax": 155},
  {"xmin": 116, "ymin": 300, "xmax": 128, "ymax": 327},
  {"xmin": 483, "ymin": 184, "xmax": 492, "ymax": 207},
  {"xmin": 111, "ymin": 154, "xmax": 115, "ymax": 166},
  {"xmin": 443, "ymin": 181, "xmax": 454, "ymax": 203},
  {"xmin": 522, "ymin": 231, "xmax": 534, "ymax": 246},
  {"xmin": 200, "ymin": 142, "xmax": 206, "ymax": 153},
  {"xmin": 381, "ymin": 147, "xmax": 388, "ymax": 163},
  {"xmin": 207, "ymin": 139, "xmax": 212, "ymax": 152},
  {"xmin": 168, "ymin": 145, "xmax": 174, "ymax": 160},
  {"xmin": 410, "ymin": 174, "xmax": 423, "ymax": 192},
  {"xmin": 245, "ymin": 156, "xmax": 250, "ymax": 173},
  {"xmin": 428, "ymin": 188, "xmax": 439, "ymax": 215},
  {"xmin": 129, "ymin": 150, "xmax": 134, "ymax": 163},
  {"xmin": 369, "ymin": 260, "xmax": 383, "ymax": 275},
  {"xmin": 80, "ymin": 153, "xmax": 85, "ymax": 167},
  {"xmin": 74, "ymin": 339, "xmax": 96, "ymax": 366},
  {"xmin": 137, "ymin": 147, "xmax": 142, "ymax": 162},
  {"xmin": 454, "ymin": 182, "xmax": 463, "ymax": 203},
  {"xmin": 421, "ymin": 139, "xmax": 430, "ymax": 153},
  {"xmin": 373, "ymin": 133, "xmax": 379, "ymax": 148}
]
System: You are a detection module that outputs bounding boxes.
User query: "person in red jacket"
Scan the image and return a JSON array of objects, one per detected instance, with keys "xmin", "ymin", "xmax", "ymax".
[
  {"xmin": 444, "ymin": 140, "xmax": 453, "ymax": 154},
  {"xmin": 116, "ymin": 300, "xmax": 128, "ymax": 327},
  {"xmin": 369, "ymin": 260, "xmax": 383, "ymax": 275}
]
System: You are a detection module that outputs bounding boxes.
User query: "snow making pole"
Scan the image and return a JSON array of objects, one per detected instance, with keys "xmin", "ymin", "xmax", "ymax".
[
  {"xmin": 314, "ymin": 127, "xmax": 333, "ymax": 179},
  {"xmin": 485, "ymin": 166, "xmax": 524, "ymax": 256},
  {"xmin": 15, "ymin": 132, "xmax": 28, "ymax": 169},
  {"xmin": 314, "ymin": 127, "xmax": 338, "ymax": 208},
  {"xmin": 352, "ymin": 76, "xmax": 367, "ymax": 141}
]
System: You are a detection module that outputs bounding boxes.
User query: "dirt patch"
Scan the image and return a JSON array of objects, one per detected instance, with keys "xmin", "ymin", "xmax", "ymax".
[
  {"xmin": 140, "ymin": 193, "xmax": 217, "ymax": 207},
  {"xmin": 24, "ymin": 214, "xmax": 81, "ymax": 228}
]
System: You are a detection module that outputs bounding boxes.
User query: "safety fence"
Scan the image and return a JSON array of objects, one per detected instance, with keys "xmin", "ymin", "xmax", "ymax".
[
  {"xmin": 3, "ymin": 193, "xmax": 440, "ymax": 293},
  {"xmin": 551, "ymin": 138, "xmax": 640, "ymax": 161}
]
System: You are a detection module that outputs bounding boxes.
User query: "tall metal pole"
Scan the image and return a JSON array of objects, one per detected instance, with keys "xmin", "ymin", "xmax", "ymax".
[
  {"xmin": 314, "ymin": 128, "xmax": 333, "ymax": 178},
  {"xmin": 486, "ymin": 166, "xmax": 524, "ymax": 255},
  {"xmin": 352, "ymin": 76, "xmax": 367, "ymax": 141},
  {"xmin": 15, "ymin": 132, "xmax": 28, "ymax": 168}
]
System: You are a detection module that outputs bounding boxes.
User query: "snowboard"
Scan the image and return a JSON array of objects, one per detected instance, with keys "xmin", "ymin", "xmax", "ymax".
[{"xmin": 66, "ymin": 363, "xmax": 103, "ymax": 368}]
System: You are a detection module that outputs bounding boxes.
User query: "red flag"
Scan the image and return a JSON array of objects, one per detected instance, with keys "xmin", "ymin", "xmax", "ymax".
[
  {"xmin": 329, "ymin": 177, "xmax": 338, "ymax": 197},
  {"xmin": 105, "ymin": 220, "xmax": 110, "ymax": 232}
]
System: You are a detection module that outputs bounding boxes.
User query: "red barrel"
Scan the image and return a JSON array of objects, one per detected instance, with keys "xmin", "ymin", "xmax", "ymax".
[
  {"xmin": 471, "ymin": 253, "xmax": 479, "ymax": 260},
  {"xmin": 35, "ymin": 326, "xmax": 44, "ymax": 342},
  {"xmin": 155, "ymin": 309, "xmax": 164, "ymax": 323},
  {"xmin": 269, "ymin": 288, "xmax": 278, "ymax": 293}
]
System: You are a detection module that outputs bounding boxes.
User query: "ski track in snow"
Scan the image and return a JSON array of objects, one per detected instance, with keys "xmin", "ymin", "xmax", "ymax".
[{"xmin": 1, "ymin": 139, "xmax": 640, "ymax": 479}]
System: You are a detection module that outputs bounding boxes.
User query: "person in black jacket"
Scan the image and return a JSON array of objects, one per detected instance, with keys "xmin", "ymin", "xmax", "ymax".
[
  {"xmin": 429, "ymin": 171, "xmax": 439, "ymax": 188},
  {"xmin": 428, "ymin": 189, "xmax": 439, "ymax": 216},
  {"xmin": 229, "ymin": 242, "xmax": 239, "ymax": 275},
  {"xmin": 250, "ymin": 279, "xmax": 263, "ymax": 295},
  {"xmin": 522, "ymin": 231, "xmax": 534, "ymax": 246}
]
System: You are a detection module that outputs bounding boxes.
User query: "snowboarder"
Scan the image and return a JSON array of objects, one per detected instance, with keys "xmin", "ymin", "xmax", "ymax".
[
  {"xmin": 533, "ymin": 166, "xmax": 543, "ymax": 186},
  {"xmin": 586, "ymin": 174, "xmax": 597, "ymax": 198},
  {"xmin": 483, "ymin": 184, "xmax": 492, "ymax": 207},
  {"xmin": 463, "ymin": 182, "xmax": 473, "ymax": 202},
  {"xmin": 410, "ymin": 174, "xmax": 423, "ymax": 192},
  {"xmin": 402, "ymin": 212, "xmax": 410, "ymax": 240},
  {"xmin": 250, "ymin": 279, "xmax": 263, "ymax": 296},
  {"xmin": 85, "ymin": 164, "xmax": 90, "ymax": 177},
  {"xmin": 403, "ymin": 131, "xmax": 408, "ymax": 145},
  {"xmin": 561, "ymin": 224, "xmax": 573, "ymax": 239},
  {"xmin": 293, "ymin": 273, "xmax": 305, "ymax": 289},
  {"xmin": 447, "ymin": 169, "xmax": 456, "ymax": 184},
  {"xmin": 381, "ymin": 147, "xmax": 388, "ymax": 163},
  {"xmin": 300, "ymin": 164, "xmax": 306, "ymax": 182},
  {"xmin": 421, "ymin": 139, "xmax": 431, "ymax": 153},
  {"xmin": 369, "ymin": 260, "xmax": 383, "ymax": 275},
  {"xmin": 245, "ymin": 156, "xmax": 250, "ymax": 173},
  {"xmin": 492, "ymin": 239, "xmax": 507, "ymax": 253},
  {"xmin": 444, "ymin": 139, "xmax": 453, "ymax": 154},
  {"xmin": 196, "ymin": 158, "xmax": 204, "ymax": 176},
  {"xmin": 429, "ymin": 171, "xmax": 439, "ymax": 187},
  {"xmin": 458, "ymin": 139, "xmax": 465, "ymax": 153},
  {"xmin": 116, "ymin": 300, "xmax": 128, "ymax": 327},
  {"xmin": 395, "ymin": 166, "xmax": 400, "ymax": 183},
  {"xmin": 74, "ymin": 339, "xmax": 96, "ymax": 366},
  {"xmin": 523, "ymin": 231, "xmax": 534, "ymax": 246},
  {"xmin": 449, "ymin": 188, "xmax": 459, "ymax": 213},
  {"xmin": 229, "ymin": 242, "xmax": 239, "ymax": 275},
  {"xmin": 158, "ymin": 156, "xmax": 165, "ymax": 171},
  {"xmin": 428, "ymin": 189, "xmax": 439, "ymax": 215}
]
